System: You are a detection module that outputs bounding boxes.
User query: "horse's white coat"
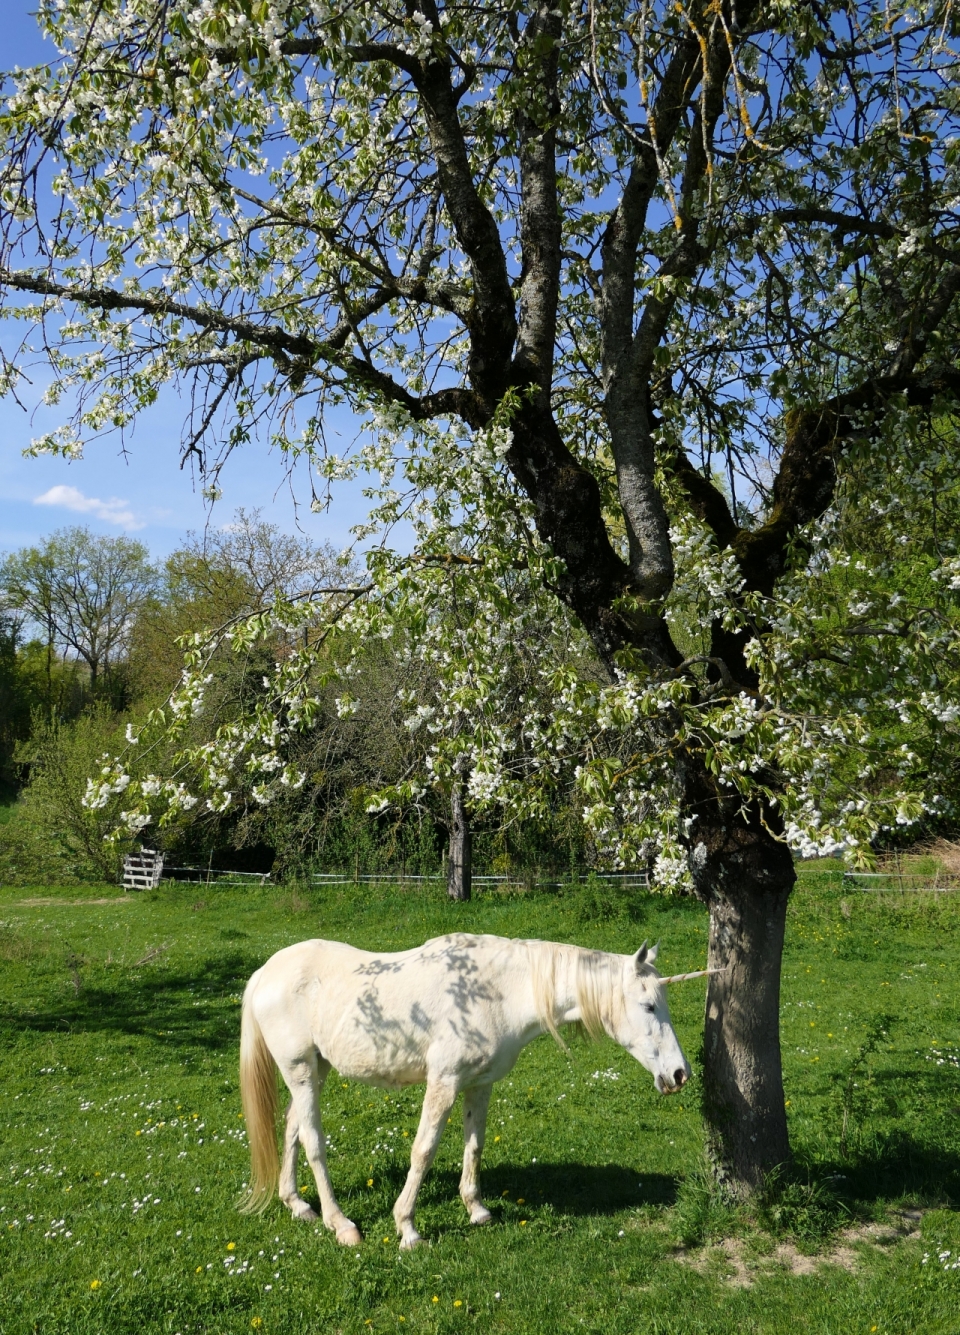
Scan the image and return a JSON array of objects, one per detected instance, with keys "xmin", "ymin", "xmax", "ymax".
[{"xmin": 240, "ymin": 932, "xmax": 691, "ymax": 1249}]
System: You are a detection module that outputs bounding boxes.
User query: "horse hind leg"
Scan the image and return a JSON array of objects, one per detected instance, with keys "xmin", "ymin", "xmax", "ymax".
[
  {"xmin": 278, "ymin": 1097, "xmax": 317, "ymax": 1222},
  {"xmin": 279, "ymin": 1053, "xmax": 362, "ymax": 1246},
  {"xmin": 459, "ymin": 1083, "xmax": 493, "ymax": 1225}
]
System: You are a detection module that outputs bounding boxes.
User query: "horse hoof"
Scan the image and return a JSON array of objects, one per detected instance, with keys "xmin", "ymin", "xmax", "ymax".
[
  {"xmin": 470, "ymin": 1208, "xmax": 493, "ymax": 1226},
  {"xmin": 335, "ymin": 1224, "xmax": 363, "ymax": 1247},
  {"xmin": 292, "ymin": 1201, "xmax": 319, "ymax": 1222},
  {"xmin": 398, "ymin": 1232, "xmax": 426, "ymax": 1251}
]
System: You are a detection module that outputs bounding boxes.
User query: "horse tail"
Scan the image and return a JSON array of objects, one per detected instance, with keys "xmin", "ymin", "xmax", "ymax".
[{"xmin": 239, "ymin": 979, "xmax": 279, "ymax": 1214}]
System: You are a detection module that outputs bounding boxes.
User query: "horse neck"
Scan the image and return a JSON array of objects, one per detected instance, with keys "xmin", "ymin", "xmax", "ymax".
[
  {"xmin": 551, "ymin": 944, "xmax": 583, "ymax": 1025},
  {"xmin": 529, "ymin": 942, "xmax": 620, "ymax": 1038}
]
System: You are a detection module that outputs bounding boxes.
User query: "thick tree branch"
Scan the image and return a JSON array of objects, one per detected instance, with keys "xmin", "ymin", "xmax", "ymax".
[
  {"xmin": 0, "ymin": 267, "xmax": 485, "ymax": 426},
  {"xmin": 671, "ymin": 452, "xmax": 739, "ymax": 550},
  {"xmin": 175, "ymin": 17, "xmax": 515, "ymax": 398},
  {"xmin": 600, "ymin": 4, "xmax": 750, "ymax": 603},
  {"xmin": 735, "ymin": 361, "xmax": 960, "ymax": 595},
  {"xmin": 513, "ymin": 3, "xmax": 562, "ymax": 400}
]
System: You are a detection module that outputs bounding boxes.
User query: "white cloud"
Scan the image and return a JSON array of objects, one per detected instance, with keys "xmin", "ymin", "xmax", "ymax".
[{"xmin": 33, "ymin": 484, "xmax": 144, "ymax": 530}]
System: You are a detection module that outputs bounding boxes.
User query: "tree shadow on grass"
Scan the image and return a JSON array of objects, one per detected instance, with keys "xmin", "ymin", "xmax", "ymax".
[
  {"xmin": 365, "ymin": 1160, "xmax": 677, "ymax": 1218},
  {"xmin": 0, "ymin": 950, "xmax": 257, "ymax": 1052},
  {"xmin": 815, "ymin": 1131, "xmax": 960, "ymax": 1208}
]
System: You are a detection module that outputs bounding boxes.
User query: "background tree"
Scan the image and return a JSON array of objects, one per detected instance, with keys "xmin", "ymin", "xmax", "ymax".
[
  {"xmin": 0, "ymin": 610, "xmax": 32, "ymax": 796},
  {"xmin": 362, "ymin": 558, "xmax": 606, "ymax": 901},
  {"xmin": 128, "ymin": 509, "xmax": 347, "ymax": 700},
  {"xmin": 3, "ymin": 0, "xmax": 960, "ymax": 1195},
  {"xmin": 1, "ymin": 527, "xmax": 158, "ymax": 700}
]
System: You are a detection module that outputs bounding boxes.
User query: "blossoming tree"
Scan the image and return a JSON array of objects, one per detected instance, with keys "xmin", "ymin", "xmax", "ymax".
[{"xmin": 2, "ymin": 0, "xmax": 960, "ymax": 1193}]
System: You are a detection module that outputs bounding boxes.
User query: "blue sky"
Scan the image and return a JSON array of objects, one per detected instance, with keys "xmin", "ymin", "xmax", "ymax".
[{"xmin": 1, "ymin": 5, "xmax": 369, "ymax": 560}]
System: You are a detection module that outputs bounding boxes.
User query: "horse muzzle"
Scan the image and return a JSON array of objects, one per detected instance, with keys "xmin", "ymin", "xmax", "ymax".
[{"xmin": 655, "ymin": 1067, "xmax": 690, "ymax": 1095}]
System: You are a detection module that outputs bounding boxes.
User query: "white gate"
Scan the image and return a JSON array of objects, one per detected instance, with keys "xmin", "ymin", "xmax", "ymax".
[{"xmin": 122, "ymin": 848, "xmax": 164, "ymax": 891}]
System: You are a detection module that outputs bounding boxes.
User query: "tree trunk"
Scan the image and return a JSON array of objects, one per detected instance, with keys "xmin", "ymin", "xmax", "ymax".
[
  {"xmin": 688, "ymin": 804, "xmax": 795, "ymax": 1193},
  {"xmin": 446, "ymin": 781, "xmax": 472, "ymax": 902}
]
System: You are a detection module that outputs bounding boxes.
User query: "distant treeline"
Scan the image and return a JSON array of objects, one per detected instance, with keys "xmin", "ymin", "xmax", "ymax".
[{"xmin": 0, "ymin": 512, "xmax": 590, "ymax": 886}]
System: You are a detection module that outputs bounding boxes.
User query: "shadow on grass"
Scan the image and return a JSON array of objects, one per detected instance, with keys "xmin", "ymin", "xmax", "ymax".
[
  {"xmin": 0, "ymin": 950, "xmax": 257, "ymax": 1051},
  {"xmin": 484, "ymin": 1159, "xmax": 677, "ymax": 1212},
  {"xmin": 353, "ymin": 1160, "xmax": 677, "ymax": 1219},
  {"xmin": 744, "ymin": 1135, "xmax": 960, "ymax": 1246},
  {"xmin": 816, "ymin": 1132, "xmax": 960, "ymax": 1207}
]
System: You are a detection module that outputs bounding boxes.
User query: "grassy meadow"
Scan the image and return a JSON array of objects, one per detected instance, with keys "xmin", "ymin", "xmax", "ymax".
[{"xmin": 0, "ymin": 870, "xmax": 958, "ymax": 1335}]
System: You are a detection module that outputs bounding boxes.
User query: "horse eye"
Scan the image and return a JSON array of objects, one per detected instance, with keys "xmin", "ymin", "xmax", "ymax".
[{"xmin": 644, "ymin": 1003, "xmax": 655, "ymax": 1014}]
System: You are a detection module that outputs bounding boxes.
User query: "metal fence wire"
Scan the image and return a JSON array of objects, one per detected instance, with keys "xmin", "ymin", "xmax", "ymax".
[
  {"xmin": 121, "ymin": 859, "xmax": 651, "ymax": 892},
  {"xmin": 309, "ymin": 870, "xmax": 651, "ymax": 890}
]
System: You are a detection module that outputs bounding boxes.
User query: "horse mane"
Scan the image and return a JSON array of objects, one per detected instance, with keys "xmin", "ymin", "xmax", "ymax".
[{"xmin": 527, "ymin": 942, "xmax": 625, "ymax": 1048}]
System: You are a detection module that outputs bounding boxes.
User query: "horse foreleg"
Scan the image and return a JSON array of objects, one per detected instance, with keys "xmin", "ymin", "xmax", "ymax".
[
  {"xmin": 281, "ymin": 1055, "xmax": 362, "ymax": 1246},
  {"xmin": 459, "ymin": 1083, "xmax": 493, "ymax": 1225},
  {"xmin": 393, "ymin": 1078, "xmax": 457, "ymax": 1250}
]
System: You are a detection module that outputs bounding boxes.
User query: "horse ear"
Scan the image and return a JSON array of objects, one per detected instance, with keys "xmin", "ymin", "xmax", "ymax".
[
  {"xmin": 634, "ymin": 941, "xmax": 650, "ymax": 970},
  {"xmin": 648, "ymin": 942, "xmax": 659, "ymax": 964}
]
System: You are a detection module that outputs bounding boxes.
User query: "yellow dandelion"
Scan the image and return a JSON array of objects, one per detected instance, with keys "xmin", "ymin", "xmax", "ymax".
[
  {"xmin": 432, "ymin": 1296, "xmax": 439, "ymax": 1304},
  {"xmin": 90, "ymin": 1280, "xmax": 101, "ymax": 1291},
  {"xmin": 494, "ymin": 1135, "xmax": 500, "ymax": 1143},
  {"xmin": 520, "ymin": 1220, "xmax": 527, "ymax": 1226},
  {"xmin": 517, "ymin": 1198, "xmax": 525, "ymax": 1205},
  {"xmin": 227, "ymin": 1242, "xmax": 236, "ymax": 1251},
  {"xmin": 453, "ymin": 1299, "xmax": 463, "ymax": 1308},
  {"xmin": 367, "ymin": 1178, "xmax": 374, "ymax": 1187},
  {"xmin": 383, "ymin": 1237, "xmax": 390, "ymax": 1244},
  {"xmin": 196, "ymin": 1266, "xmax": 202, "ymax": 1274},
  {"xmin": 251, "ymin": 1319, "xmax": 263, "ymax": 1330}
]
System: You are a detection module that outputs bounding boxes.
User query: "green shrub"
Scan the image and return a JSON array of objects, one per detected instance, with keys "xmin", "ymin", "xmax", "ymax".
[
  {"xmin": 570, "ymin": 872, "xmax": 651, "ymax": 924},
  {"xmin": 0, "ymin": 708, "xmax": 130, "ymax": 884}
]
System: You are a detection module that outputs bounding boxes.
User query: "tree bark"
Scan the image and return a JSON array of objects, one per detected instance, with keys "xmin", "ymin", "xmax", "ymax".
[
  {"xmin": 687, "ymin": 802, "xmax": 795, "ymax": 1192},
  {"xmin": 446, "ymin": 780, "xmax": 471, "ymax": 902}
]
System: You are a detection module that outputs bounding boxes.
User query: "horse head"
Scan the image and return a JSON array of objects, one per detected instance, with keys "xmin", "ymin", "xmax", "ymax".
[{"xmin": 617, "ymin": 941, "xmax": 696, "ymax": 1095}]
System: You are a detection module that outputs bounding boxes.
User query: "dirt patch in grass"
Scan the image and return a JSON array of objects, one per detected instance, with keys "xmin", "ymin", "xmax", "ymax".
[
  {"xmin": 16, "ymin": 896, "xmax": 133, "ymax": 906},
  {"xmin": 674, "ymin": 1211, "xmax": 926, "ymax": 1287}
]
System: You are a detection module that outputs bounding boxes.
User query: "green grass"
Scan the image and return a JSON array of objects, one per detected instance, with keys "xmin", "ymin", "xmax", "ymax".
[{"xmin": 0, "ymin": 874, "xmax": 958, "ymax": 1335}]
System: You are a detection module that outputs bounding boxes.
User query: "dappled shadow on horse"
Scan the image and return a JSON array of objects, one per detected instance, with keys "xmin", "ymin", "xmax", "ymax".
[{"xmin": 240, "ymin": 932, "xmax": 708, "ymax": 1250}]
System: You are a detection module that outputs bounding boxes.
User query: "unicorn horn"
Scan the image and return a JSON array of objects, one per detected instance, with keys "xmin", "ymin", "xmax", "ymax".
[{"xmin": 657, "ymin": 968, "xmax": 725, "ymax": 984}]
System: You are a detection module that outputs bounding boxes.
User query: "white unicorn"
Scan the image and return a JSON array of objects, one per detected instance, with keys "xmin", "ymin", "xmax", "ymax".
[{"xmin": 239, "ymin": 932, "xmax": 705, "ymax": 1249}]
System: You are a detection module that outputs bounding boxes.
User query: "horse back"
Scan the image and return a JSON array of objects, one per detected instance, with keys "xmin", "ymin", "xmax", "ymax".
[{"xmin": 247, "ymin": 934, "xmax": 535, "ymax": 1087}]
